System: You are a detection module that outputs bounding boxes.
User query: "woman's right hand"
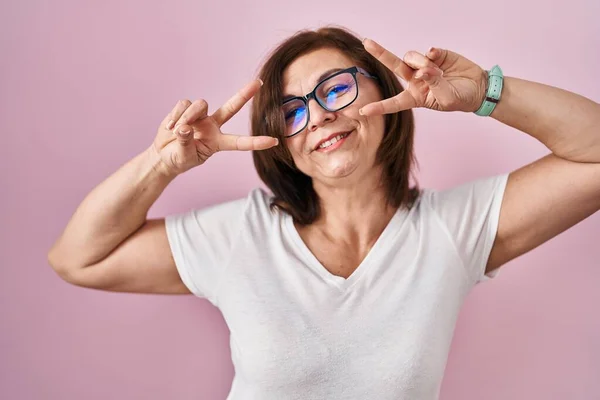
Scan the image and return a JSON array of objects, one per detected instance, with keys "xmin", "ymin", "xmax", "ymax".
[{"xmin": 151, "ymin": 79, "xmax": 278, "ymax": 177}]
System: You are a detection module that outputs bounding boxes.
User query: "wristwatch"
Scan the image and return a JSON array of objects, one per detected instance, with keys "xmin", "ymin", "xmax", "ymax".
[{"xmin": 474, "ymin": 65, "xmax": 503, "ymax": 117}]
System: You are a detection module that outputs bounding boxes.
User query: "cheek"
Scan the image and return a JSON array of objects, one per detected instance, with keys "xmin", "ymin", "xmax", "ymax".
[
  {"xmin": 357, "ymin": 83, "xmax": 383, "ymax": 106},
  {"xmin": 353, "ymin": 89, "xmax": 385, "ymax": 129},
  {"xmin": 370, "ymin": 114, "xmax": 386, "ymax": 132},
  {"xmin": 361, "ymin": 114, "xmax": 386, "ymax": 146},
  {"xmin": 285, "ymin": 137, "xmax": 307, "ymax": 162}
]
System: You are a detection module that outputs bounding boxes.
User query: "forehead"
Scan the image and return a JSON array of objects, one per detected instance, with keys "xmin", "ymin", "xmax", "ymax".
[{"xmin": 282, "ymin": 48, "xmax": 355, "ymax": 92}]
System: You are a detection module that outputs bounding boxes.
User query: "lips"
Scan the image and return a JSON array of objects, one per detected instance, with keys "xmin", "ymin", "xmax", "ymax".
[{"xmin": 314, "ymin": 130, "xmax": 353, "ymax": 151}]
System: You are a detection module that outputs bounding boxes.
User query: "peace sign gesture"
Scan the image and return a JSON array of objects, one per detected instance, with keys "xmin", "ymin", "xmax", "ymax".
[
  {"xmin": 152, "ymin": 79, "xmax": 278, "ymax": 177},
  {"xmin": 359, "ymin": 39, "xmax": 488, "ymax": 116}
]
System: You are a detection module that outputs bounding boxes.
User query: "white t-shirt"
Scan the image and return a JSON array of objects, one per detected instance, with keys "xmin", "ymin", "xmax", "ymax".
[{"xmin": 165, "ymin": 173, "xmax": 509, "ymax": 400}]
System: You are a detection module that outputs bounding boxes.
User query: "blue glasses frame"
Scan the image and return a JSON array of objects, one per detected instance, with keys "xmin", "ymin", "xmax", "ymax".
[{"xmin": 281, "ymin": 66, "xmax": 378, "ymax": 138}]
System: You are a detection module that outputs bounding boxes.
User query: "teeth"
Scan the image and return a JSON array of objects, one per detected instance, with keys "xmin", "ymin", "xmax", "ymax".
[{"xmin": 318, "ymin": 133, "xmax": 349, "ymax": 149}]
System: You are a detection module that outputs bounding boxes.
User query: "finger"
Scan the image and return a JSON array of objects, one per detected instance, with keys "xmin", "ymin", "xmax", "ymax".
[
  {"xmin": 162, "ymin": 99, "xmax": 192, "ymax": 131},
  {"xmin": 212, "ymin": 79, "xmax": 263, "ymax": 127},
  {"xmin": 403, "ymin": 51, "xmax": 444, "ymax": 76},
  {"xmin": 359, "ymin": 90, "xmax": 417, "ymax": 116},
  {"xmin": 362, "ymin": 38, "xmax": 413, "ymax": 81},
  {"xmin": 413, "ymin": 66, "xmax": 444, "ymax": 80},
  {"xmin": 414, "ymin": 67, "xmax": 455, "ymax": 105},
  {"xmin": 425, "ymin": 47, "xmax": 447, "ymax": 66},
  {"xmin": 175, "ymin": 125, "xmax": 194, "ymax": 146},
  {"xmin": 174, "ymin": 99, "xmax": 209, "ymax": 134},
  {"xmin": 217, "ymin": 134, "xmax": 279, "ymax": 152}
]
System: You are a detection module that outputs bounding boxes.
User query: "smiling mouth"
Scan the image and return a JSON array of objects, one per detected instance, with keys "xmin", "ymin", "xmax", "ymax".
[{"xmin": 315, "ymin": 131, "xmax": 352, "ymax": 151}]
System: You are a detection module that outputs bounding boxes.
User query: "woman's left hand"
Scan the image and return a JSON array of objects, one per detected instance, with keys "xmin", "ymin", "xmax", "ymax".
[{"xmin": 359, "ymin": 38, "xmax": 488, "ymax": 116}]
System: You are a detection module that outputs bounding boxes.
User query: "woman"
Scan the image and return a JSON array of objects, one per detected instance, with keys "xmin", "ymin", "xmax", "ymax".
[{"xmin": 47, "ymin": 27, "xmax": 600, "ymax": 399}]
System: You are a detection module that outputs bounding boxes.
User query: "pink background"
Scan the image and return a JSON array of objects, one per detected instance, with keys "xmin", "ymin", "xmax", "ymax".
[{"xmin": 1, "ymin": 0, "xmax": 599, "ymax": 399}]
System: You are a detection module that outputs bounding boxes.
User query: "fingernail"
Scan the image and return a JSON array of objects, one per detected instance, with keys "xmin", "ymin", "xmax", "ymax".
[
  {"xmin": 428, "ymin": 46, "xmax": 435, "ymax": 53},
  {"xmin": 166, "ymin": 120, "xmax": 175, "ymax": 130},
  {"xmin": 422, "ymin": 73, "xmax": 430, "ymax": 80},
  {"xmin": 362, "ymin": 37, "xmax": 368, "ymax": 44},
  {"xmin": 258, "ymin": 78, "xmax": 264, "ymax": 86},
  {"xmin": 359, "ymin": 108, "xmax": 364, "ymax": 115},
  {"xmin": 274, "ymin": 138, "xmax": 279, "ymax": 145},
  {"xmin": 179, "ymin": 126, "xmax": 191, "ymax": 135}
]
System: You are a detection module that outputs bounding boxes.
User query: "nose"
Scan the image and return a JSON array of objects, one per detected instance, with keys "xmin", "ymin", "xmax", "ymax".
[{"xmin": 307, "ymin": 98, "xmax": 336, "ymax": 132}]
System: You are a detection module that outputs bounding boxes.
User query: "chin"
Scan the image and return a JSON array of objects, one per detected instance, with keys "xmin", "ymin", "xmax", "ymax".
[{"xmin": 319, "ymin": 157, "xmax": 360, "ymax": 179}]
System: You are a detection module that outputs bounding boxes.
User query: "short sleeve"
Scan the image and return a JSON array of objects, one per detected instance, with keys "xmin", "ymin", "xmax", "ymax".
[
  {"xmin": 427, "ymin": 173, "xmax": 509, "ymax": 285},
  {"xmin": 165, "ymin": 196, "xmax": 249, "ymax": 303}
]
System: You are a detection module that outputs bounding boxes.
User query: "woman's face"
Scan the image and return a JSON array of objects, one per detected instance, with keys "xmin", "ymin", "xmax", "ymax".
[{"xmin": 281, "ymin": 48, "xmax": 386, "ymax": 183}]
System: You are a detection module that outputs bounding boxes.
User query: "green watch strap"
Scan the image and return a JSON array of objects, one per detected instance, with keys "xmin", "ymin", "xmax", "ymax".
[{"xmin": 474, "ymin": 65, "xmax": 503, "ymax": 117}]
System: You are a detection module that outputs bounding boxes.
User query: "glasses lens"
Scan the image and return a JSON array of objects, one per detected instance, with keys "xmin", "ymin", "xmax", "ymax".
[
  {"xmin": 316, "ymin": 72, "xmax": 357, "ymax": 111},
  {"xmin": 281, "ymin": 98, "xmax": 307, "ymax": 137}
]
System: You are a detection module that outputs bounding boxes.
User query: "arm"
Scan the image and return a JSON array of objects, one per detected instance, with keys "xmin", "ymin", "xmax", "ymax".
[
  {"xmin": 47, "ymin": 145, "xmax": 188, "ymax": 294},
  {"xmin": 48, "ymin": 80, "xmax": 277, "ymax": 294},
  {"xmin": 485, "ymin": 77, "xmax": 600, "ymax": 273},
  {"xmin": 360, "ymin": 39, "xmax": 600, "ymax": 276},
  {"xmin": 48, "ymin": 146, "xmax": 173, "ymax": 272},
  {"xmin": 491, "ymin": 77, "xmax": 600, "ymax": 163}
]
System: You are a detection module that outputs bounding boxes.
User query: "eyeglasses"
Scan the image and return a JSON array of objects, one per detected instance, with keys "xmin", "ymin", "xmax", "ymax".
[{"xmin": 281, "ymin": 66, "xmax": 378, "ymax": 138}]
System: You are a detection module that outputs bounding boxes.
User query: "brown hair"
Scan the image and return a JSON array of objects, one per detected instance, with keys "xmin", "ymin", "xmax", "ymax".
[{"xmin": 251, "ymin": 26, "xmax": 420, "ymax": 225}]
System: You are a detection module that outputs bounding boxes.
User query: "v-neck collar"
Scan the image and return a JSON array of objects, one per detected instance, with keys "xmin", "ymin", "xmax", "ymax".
[{"xmin": 283, "ymin": 207, "xmax": 409, "ymax": 292}]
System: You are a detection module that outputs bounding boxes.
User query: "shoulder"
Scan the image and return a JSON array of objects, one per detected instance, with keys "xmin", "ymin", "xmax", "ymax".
[
  {"xmin": 244, "ymin": 188, "xmax": 284, "ymax": 227},
  {"xmin": 196, "ymin": 187, "xmax": 274, "ymax": 214},
  {"xmin": 418, "ymin": 174, "xmax": 509, "ymax": 213},
  {"xmin": 247, "ymin": 187, "xmax": 275, "ymax": 208},
  {"xmin": 194, "ymin": 188, "xmax": 280, "ymax": 229},
  {"xmin": 165, "ymin": 187, "xmax": 277, "ymax": 229}
]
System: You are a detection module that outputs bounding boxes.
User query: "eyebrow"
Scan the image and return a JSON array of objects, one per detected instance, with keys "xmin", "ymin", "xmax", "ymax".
[{"xmin": 282, "ymin": 68, "xmax": 344, "ymax": 102}]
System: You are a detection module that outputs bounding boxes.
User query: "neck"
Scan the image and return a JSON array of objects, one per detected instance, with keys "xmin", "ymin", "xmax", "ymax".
[{"xmin": 308, "ymin": 166, "xmax": 397, "ymax": 247}]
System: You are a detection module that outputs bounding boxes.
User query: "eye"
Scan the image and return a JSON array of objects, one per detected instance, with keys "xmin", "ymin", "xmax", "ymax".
[
  {"xmin": 325, "ymin": 84, "xmax": 350, "ymax": 97},
  {"xmin": 284, "ymin": 106, "xmax": 306, "ymax": 123}
]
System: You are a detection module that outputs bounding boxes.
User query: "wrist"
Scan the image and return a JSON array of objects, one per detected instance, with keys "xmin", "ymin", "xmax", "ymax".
[
  {"xmin": 144, "ymin": 144, "xmax": 178, "ymax": 182},
  {"xmin": 478, "ymin": 69, "xmax": 489, "ymax": 110},
  {"xmin": 474, "ymin": 65, "xmax": 504, "ymax": 116}
]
